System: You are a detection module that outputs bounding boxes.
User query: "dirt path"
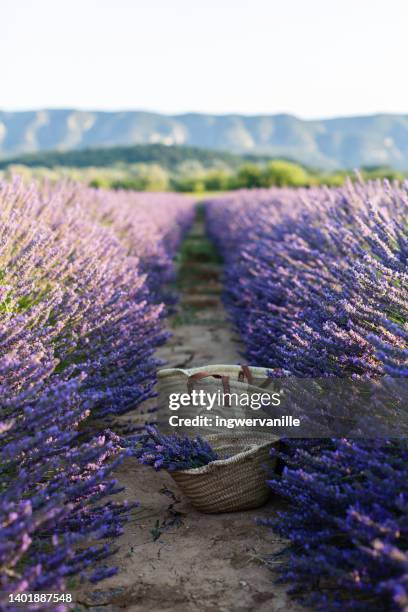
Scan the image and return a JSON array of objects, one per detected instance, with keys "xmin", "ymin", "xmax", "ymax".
[{"xmin": 76, "ymin": 210, "xmax": 301, "ymax": 612}]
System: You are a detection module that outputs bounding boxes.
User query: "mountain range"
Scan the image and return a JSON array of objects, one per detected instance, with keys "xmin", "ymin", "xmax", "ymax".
[{"xmin": 1, "ymin": 109, "xmax": 408, "ymax": 170}]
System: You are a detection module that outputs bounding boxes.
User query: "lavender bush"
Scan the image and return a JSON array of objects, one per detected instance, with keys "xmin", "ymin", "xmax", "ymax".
[
  {"xmin": 131, "ymin": 425, "xmax": 219, "ymax": 471},
  {"xmin": 0, "ymin": 177, "xmax": 194, "ymax": 603},
  {"xmin": 262, "ymin": 438, "xmax": 408, "ymax": 611},
  {"xmin": 206, "ymin": 180, "xmax": 408, "ymax": 611},
  {"xmin": 206, "ymin": 181, "xmax": 408, "ymax": 377}
]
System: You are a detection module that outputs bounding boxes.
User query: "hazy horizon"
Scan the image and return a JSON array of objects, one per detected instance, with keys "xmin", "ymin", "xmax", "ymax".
[{"xmin": 1, "ymin": 108, "xmax": 408, "ymax": 121}]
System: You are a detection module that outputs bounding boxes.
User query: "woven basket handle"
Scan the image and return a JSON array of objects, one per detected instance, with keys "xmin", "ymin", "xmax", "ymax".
[
  {"xmin": 238, "ymin": 365, "xmax": 253, "ymax": 384},
  {"xmin": 187, "ymin": 372, "xmax": 231, "ymax": 406},
  {"xmin": 238, "ymin": 365, "xmax": 273, "ymax": 389}
]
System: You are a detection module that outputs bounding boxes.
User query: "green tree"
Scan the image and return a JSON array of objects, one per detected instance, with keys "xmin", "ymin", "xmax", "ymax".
[
  {"xmin": 261, "ymin": 160, "xmax": 310, "ymax": 187},
  {"xmin": 203, "ymin": 169, "xmax": 231, "ymax": 191},
  {"xmin": 233, "ymin": 163, "xmax": 263, "ymax": 188},
  {"xmin": 361, "ymin": 166, "xmax": 404, "ymax": 182}
]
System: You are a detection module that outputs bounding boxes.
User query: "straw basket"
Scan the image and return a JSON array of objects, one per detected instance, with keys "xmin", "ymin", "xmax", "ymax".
[
  {"xmin": 158, "ymin": 365, "xmax": 281, "ymax": 512},
  {"xmin": 169, "ymin": 432, "xmax": 278, "ymax": 513},
  {"xmin": 158, "ymin": 364, "xmax": 280, "ymax": 437}
]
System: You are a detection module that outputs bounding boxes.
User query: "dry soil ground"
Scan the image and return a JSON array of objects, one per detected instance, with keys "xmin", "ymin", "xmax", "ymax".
[{"xmin": 75, "ymin": 213, "xmax": 302, "ymax": 612}]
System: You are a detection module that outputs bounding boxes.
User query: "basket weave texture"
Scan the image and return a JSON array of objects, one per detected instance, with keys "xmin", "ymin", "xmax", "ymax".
[
  {"xmin": 158, "ymin": 365, "xmax": 279, "ymax": 513},
  {"xmin": 170, "ymin": 432, "xmax": 278, "ymax": 513}
]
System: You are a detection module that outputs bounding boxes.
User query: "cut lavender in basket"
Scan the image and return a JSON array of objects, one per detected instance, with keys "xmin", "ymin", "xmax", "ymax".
[{"xmin": 132, "ymin": 426, "xmax": 219, "ymax": 471}]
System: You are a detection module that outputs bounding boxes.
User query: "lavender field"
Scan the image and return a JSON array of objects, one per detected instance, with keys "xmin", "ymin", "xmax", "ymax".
[
  {"xmin": 0, "ymin": 176, "xmax": 407, "ymax": 611},
  {"xmin": 206, "ymin": 180, "xmax": 408, "ymax": 611},
  {"xmin": 0, "ymin": 178, "xmax": 194, "ymax": 599}
]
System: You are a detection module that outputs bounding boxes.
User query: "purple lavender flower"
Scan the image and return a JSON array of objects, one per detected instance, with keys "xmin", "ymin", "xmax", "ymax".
[
  {"xmin": 132, "ymin": 425, "xmax": 219, "ymax": 471},
  {"xmin": 0, "ymin": 177, "xmax": 194, "ymax": 602},
  {"xmin": 205, "ymin": 180, "xmax": 408, "ymax": 611}
]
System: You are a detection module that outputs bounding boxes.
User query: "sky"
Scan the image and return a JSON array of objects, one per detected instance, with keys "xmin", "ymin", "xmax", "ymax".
[{"xmin": 2, "ymin": 0, "xmax": 407, "ymax": 119}]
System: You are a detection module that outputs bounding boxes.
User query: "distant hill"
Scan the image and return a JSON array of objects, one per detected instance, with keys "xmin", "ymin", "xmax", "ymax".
[
  {"xmin": 1, "ymin": 109, "xmax": 408, "ymax": 170},
  {"xmin": 0, "ymin": 143, "xmax": 251, "ymax": 171}
]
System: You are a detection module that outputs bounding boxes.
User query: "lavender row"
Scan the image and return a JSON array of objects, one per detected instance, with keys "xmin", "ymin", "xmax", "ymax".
[
  {"xmin": 0, "ymin": 178, "xmax": 194, "ymax": 602},
  {"xmin": 205, "ymin": 181, "xmax": 408, "ymax": 611}
]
